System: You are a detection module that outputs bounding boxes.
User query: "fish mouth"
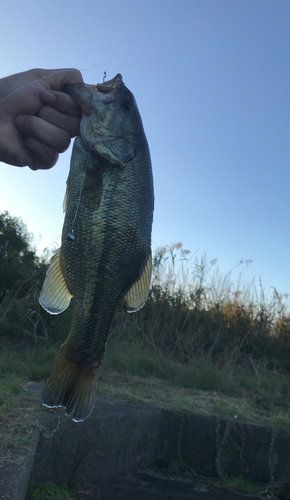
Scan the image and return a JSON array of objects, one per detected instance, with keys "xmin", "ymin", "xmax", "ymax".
[
  {"xmin": 96, "ymin": 73, "xmax": 123, "ymax": 93},
  {"xmin": 63, "ymin": 74, "xmax": 123, "ymax": 116}
]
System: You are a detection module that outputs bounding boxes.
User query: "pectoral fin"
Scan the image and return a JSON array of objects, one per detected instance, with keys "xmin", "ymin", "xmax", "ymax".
[
  {"xmin": 39, "ymin": 248, "xmax": 72, "ymax": 315},
  {"xmin": 122, "ymin": 250, "xmax": 152, "ymax": 313}
]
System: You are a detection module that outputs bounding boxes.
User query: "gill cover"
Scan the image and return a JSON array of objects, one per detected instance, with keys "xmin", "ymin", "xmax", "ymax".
[{"xmin": 64, "ymin": 75, "xmax": 137, "ymax": 166}]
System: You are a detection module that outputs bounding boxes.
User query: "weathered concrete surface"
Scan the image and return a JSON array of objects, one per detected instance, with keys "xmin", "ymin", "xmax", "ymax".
[
  {"xmin": 2, "ymin": 398, "xmax": 289, "ymax": 499},
  {"xmin": 34, "ymin": 401, "xmax": 163, "ymax": 485},
  {"xmin": 79, "ymin": 472, "xmax": 260, "ymax": 500},
  {"xmin": 33, "ymin": 399, "xmax": 290, "ymax": 488},
  {"xmin": 0, "ymin": 429, "xmax": 39, "ymax": 500}
]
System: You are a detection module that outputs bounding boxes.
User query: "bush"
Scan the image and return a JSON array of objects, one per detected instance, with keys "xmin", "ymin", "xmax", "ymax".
[
  {"xmin": 1, "ymin": 211, "xmax": 290, "ymax": 378},
  {"xmin": 111, "ymin": 243, "xmax": 290, "ymax": 374},
  {"xmin": 0, "ymin": 211, "xmax": 71, "ymax": 346}
]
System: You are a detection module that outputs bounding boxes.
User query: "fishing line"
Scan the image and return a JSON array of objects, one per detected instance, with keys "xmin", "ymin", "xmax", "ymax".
[
  {"xmin": 43, "ymin": 234, "xmax": 62, "ymax": 253},
  {"xmin": 0, "ymin": 65, "xmax": 106, "ymax": 243},
  {"xmin": 0, "ymin": 64, "xmax": 108, "ymax": 106},
  {"xmin": 0, "ymin": 69, "xmax": 73, "ymax": 106},
  {"xmin": 66, "ymin": 143, "xmax": 93, "ymax": 242}
]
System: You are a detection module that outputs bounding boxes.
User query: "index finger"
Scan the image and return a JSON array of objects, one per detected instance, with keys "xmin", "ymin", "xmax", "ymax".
[
  {"xmin": 37, "ymin": 68, "xmax": 84, "ymax": 92},
  {"xmin": 40, "ymin": 90, "xmax": 82, "ymax": 116}
]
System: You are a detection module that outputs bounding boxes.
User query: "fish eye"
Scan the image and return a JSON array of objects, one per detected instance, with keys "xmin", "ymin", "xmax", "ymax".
[{"xmin": 122, "ymin": 99, "xmax": 134, "ymax": 112}]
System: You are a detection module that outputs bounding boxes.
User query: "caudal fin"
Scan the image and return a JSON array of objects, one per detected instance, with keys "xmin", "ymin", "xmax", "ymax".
[{"xmin": 42, "ymin": 348, "xmax": 104, "ymax": 422}]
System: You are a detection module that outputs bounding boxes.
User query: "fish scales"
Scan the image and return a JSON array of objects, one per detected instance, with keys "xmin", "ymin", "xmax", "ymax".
[
  {"xmin": 39, "ymin": 74, "xmax": 154, "ymax": 421},
  {"xmin": 62, "ymin": 138, "xmax": 151, "ymax": 360}
]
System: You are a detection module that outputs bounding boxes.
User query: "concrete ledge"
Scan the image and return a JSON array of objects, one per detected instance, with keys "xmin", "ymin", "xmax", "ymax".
[
  {"xmin": 34, "ymin": 401, "xmax": 163, "ymax": 485},
  {"xmin": 2, "ymin": 399, "xmax": 290, "ymax": 499},
  {"xmin": 0, "ymin": 429, "xmax": 39, "ymax": 500},
  {"xmin": 33, "ymin": 400, "xmax": 290, "ymax": 486}
]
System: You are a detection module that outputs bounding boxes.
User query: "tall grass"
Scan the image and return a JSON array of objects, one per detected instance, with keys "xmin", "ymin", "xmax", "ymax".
[
  {"xmin": 110, "ymin": 243, "xmax": 290, "ymax": 376},
  {"xmin": 1, "ymin": 241, "xmax": 290, "ymax": 394}
]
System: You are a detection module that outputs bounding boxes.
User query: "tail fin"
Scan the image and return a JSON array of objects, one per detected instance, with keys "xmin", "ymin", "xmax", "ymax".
[{"xmin": 42, "ymin": 347, "xmax": 105, "ymax": 422}]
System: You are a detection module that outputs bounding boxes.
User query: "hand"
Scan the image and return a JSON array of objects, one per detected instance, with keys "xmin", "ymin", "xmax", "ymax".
[{"xmin": 0, "ymin": 68, "xmax": 83, "ymax": 170}]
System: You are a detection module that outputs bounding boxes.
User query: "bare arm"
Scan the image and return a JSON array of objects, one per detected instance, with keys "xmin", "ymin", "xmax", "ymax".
[{"xmin": 0, "ymin": 68, "xmax": 83, "ymax": 170}]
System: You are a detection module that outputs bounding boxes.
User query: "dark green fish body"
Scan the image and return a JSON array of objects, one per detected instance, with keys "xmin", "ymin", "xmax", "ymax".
[{"xmin": 39, "ymin": 75, "xmax": 154, "ymax": 421}]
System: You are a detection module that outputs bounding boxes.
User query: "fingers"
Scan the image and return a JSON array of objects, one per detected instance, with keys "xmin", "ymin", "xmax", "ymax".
[
  {"xmin": 40, "ymin": 90, "xmax": 82, "ymax": 117},
  {"xmin": 38, "ymin": 106, "xmax": 80, "ymax": 137},
  {"xmin": 0, "ymin": 68, "xmax": 83, "ymax": 169},
  {"xmin": 14, "ymin": 114, "xmax": 72, "ymax": 170},
  {"xmin": 24, "ymin": 137, "xmax": 59, "ymax": 170},
  {"xmin": 45, "ymin": 68, "xmax": 84, "ymax": 90},
  {"xmin": 15, "ymin": 114, "xmax": 71, "ymax": 153},
  {"xmin": 27, "ymin": 68, "xmax": 83, "ymax": 91},
  {"xmin": 38, "ymin": 90, "xmax": 81, "ymax": 138}
]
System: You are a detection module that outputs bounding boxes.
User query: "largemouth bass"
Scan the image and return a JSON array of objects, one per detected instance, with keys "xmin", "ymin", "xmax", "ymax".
[{"xmin": 39, "ymin": 74, "xmax": 154, "ymax": 422}]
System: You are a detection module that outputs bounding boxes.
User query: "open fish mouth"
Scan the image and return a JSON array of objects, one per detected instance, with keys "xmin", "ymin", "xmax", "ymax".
[
  {"xmin": 63, "ymin": 74, "xmax": 124, "ymax": 115},
  {"xmin": 96, "ymin": 73, "xmax": 123, "ymax": 93}
]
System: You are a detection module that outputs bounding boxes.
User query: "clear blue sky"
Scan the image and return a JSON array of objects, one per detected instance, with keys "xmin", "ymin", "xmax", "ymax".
[{"xmin": 1, "ymin": 0, "xmax": 290, "ymax": 295}]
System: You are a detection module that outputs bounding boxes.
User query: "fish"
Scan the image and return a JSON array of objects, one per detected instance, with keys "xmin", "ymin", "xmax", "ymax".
[{"xmin": 39, "ymin": 74, "xmax": 154, "ymax": 422}]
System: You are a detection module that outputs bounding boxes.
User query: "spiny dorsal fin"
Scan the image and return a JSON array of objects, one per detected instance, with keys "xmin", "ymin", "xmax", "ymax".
[
  {"xmin": 63, "ymin": 173, "xmax": 71, "ymax": 213},
  {"xmin": 39, "ymin": 247, "xmax": 72, "ymax": 315},
  {"xmin": 122, "ymin": 250, "xmax": 152, "ymax": 313}
]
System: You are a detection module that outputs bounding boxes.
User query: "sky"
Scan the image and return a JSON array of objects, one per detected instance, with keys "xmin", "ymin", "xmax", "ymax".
[{"xmin": 1, "ymin": 0, "xmax": 290, "ymax": 297}]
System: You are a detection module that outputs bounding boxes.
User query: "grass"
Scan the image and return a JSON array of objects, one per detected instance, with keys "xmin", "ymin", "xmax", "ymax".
[
  {"xmin": 1, "ymin": 343, "xmax": 290, "ymax": 499},
  {"xmin": 0, "ymin": 348, "xmax": 56, "ymax": 465},
  {"xmin": 106, "ymin": 333, "xmax": 290, "ymax": 397},
  {"xmin": 1, "ymin": 342, "xmax": 288, "ymax": 445},
  {"xmin": 26, "ymin": 480, "xmax": 78, "ymax": 500},
  {"xmin": 147, "ymin": 464, "xmax": 288, "ymax": 499},
  {"xmin": 217, "ymin": 476, "xmax": 290, "ymax": 500},
  {"xmin": 2, "ymin": 235, "xmax": 290, "ymax": 498},
  {"xmin": 99, "ymin": 370, "xmax": 290, "ymax": 430}
]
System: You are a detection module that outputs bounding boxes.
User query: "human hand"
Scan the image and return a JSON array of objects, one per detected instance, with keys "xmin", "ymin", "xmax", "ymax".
[{"xmin": 0, "ymin": 68, "xmax": 83, "ymax": 170}]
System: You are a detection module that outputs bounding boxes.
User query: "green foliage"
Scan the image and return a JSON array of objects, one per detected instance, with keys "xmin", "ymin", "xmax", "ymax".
[
  {"xmin": 0, "ymin": 211, "xmax": 71, "ymax": 346},
  {"xmin": 26, "ymin": 481, "xmax": 74, "ymax": 500},
  {"xmin": 0, "ymin": 211, "xmax": 43, "ymax": 292},
  {"xmin": 111, "ymin": 243, "xmax": 290, "ymax": 375},
  {"xmin": 1, "ymin": 210, "xmax": 290, "ymax": 399}
]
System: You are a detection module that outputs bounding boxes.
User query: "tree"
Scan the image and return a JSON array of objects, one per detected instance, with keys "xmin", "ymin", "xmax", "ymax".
[{"xmin": 0, "ymin": 211, "xmax": 42, "ymax": 296}]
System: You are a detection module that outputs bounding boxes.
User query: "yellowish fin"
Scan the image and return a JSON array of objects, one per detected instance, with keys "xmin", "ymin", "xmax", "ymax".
[
  {"xmin": 122, "ymin": 250, "xmax": 152, "ymax": 313},
  {"xmin": 63, "ymin": 173, "xmax": 71, "ymax": 213},
  {"xmin": 39, "ymin": 248, "xmax": 72, "ymax": 315},
  {"xmin": 42, "ymin": 342, "xmax": 105, "ymax": 422}
]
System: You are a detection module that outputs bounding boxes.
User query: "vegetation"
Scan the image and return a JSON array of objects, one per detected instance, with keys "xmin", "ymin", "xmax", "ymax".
[
  {"xmin": 1, "ymin": 211, "xmax": 290, "ymax": 498},
  {"xmin": 1, "ymin": 211, "xmax": 290, "ymax": 399},
  {"xmin": 26, "ymin": 480, "xmax": 76, "ymax": 500}
]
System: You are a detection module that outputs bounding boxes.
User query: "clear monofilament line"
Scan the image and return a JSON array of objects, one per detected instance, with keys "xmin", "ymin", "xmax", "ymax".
[
  {"xmin": 0, "ymin": 64, "xmax": 108, "ymax": 106},
  {"xmin": 67, "ymin": 143, "xmax": 93, "ymax": 242}
]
